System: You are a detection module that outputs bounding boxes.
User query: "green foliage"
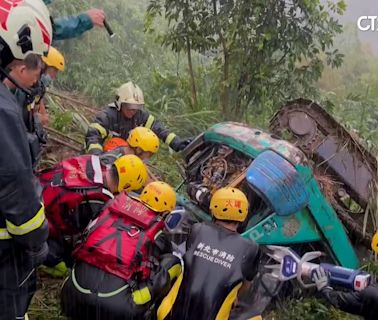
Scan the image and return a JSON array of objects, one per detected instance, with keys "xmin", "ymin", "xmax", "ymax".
[
  {"xmin": 318, "ymin": 23, "xmax": 378, "ymax": 146},
  {"xmin": 146, "ymin": 0, "xmax": 346, "ymax": 122},
  {"xmin": 269, "ymin": 297, "xmax": 360, "ymax": 320}
]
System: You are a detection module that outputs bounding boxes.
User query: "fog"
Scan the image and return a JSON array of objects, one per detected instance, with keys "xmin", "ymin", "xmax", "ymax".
[{"xmin": 342, "ymin": 0, "xmax": 378, "ymax": 52}]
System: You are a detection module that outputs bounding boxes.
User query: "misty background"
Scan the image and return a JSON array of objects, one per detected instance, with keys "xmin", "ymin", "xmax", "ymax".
[{"xmin": 342, "ymin": 0, "xmax": 378, "ymax": 53}]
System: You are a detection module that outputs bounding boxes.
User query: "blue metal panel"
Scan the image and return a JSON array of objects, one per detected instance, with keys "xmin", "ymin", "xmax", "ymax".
[{"xmin": 246, "ymin": 150, "xmax": 309, "ymax": 216}]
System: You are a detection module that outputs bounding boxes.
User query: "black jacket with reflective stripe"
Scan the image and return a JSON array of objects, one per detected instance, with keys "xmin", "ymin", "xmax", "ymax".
[
  {"xmin": 85, "ymin": 105, "xmax": 181, "ymax": 153},
  {"xmin": 0, "ymin": 83, "xmax": 48, "ymax": 250},
  {"xmin": 321, "ymin": 284, "xmax": 378, "ymax": 320},
  {"xmin": 168, "ymin": 222, "xmax": 260, "ymax": 320}
]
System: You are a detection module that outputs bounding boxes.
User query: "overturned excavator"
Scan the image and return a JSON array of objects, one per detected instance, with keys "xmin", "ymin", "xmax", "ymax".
[{"xmin": 270, "ymin": 98, "xmax": 377, "ymax": 247}]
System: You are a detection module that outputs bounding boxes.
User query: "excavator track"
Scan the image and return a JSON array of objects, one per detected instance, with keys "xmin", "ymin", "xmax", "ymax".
[{"xmin": 270, "ymin": 98, "xmax": 377, "ymax": 245}]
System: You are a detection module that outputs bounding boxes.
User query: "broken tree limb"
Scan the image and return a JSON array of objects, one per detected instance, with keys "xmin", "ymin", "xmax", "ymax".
[
  {"xmin": 46, "ymin": 90, "xmax": 98, "ymax": 115},
  {"xmin": 44, "ymin": 126, "xmax": 83, "ymax": 145},
  {"xmin": 48, "ymin": 136, "xmax": 83, "ymax": 152}
]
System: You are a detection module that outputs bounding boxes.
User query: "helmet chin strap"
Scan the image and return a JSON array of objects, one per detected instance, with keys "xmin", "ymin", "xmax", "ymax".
[{"xmin": 0, "ymin": 65, "xmax": 32, "ymax": 96}]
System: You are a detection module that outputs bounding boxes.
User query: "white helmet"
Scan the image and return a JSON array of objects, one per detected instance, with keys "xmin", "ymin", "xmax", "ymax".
[
  {"xmin": 0, "ymin": 0, "xmax": 52, "ymax": 60},
  {"xmin": 116, "ymin": 82, "xmax": 145, "ymax": 108}
]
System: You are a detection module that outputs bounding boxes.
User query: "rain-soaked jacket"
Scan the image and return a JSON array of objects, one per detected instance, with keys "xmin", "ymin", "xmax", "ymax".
[
  {"xmin": 157, "ymin": 222, "xmax": 261, "ymax": 320},
  {"xmin": 0, "ymin": 83, "xmax": 48, "ymax": 252},
  {"xmin": 85, "ymin": 104, "xmax": 184, "ymax": 155},
  {"xmin": 43, "ymin": 0, "xmax": 94, "ymax": 40},
  {"xmin": 321, "ymin": 284, "xmax": 378, "ymax": 320}
]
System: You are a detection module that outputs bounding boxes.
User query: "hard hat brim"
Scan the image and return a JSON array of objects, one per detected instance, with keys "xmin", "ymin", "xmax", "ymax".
[{"xmin": 122, "ymin": 103, "xmax": 144, "ymax": 110}]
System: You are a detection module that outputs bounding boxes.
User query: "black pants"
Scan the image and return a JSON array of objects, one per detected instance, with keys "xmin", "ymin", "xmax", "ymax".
[
  {"xmin": 0, "ymin": 246, "xmax": 37, "ymax": 320},
  {"xmin": 61, "ymin": 263, "xmax": 152, "ymax": 320}
]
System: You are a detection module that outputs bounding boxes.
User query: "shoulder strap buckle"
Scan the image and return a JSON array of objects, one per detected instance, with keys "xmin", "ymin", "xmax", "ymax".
[{"xmin": 127, "ymin": 226, "xmax": 140, "ymax": 237}]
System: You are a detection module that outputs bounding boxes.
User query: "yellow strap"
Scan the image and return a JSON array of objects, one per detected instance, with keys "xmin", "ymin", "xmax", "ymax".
[
  {"xmin": 144, "ymin": 115, "xmax": 155, "ymax": 129},
  {"xmin": 215, "ymin": 282, "xmax": 243, "ymax": 320},
  {"xmin": 157, "ymin": 273, "xmax": 183, "ymax": 320},
  {"xmin": 165, "ymin": 133, "xmax": 177, "ymax": 146},
  {"xmin": 132, "ymin": 287, "xmax": 152, "ymax": 305},
  {"xmin": 248, "ymin": 316, "xmax": 263, "ymax": 320},
  {"xmin": 168, "ymin": 264, "xmax": 182, "ymax": 281},
  {"xmin": 87, "ymin": 143, "xmax": 103, "ymax": 152},
  {"xmin": 89, "ymin": 123, "xmax": 108, "ymax": 139},
  {"xmin": 6, "ymin": 205, "xmax": 45, "ymax": 236},
  {"xmin": 0, "ymin": 228, "xmax": 12, "ymax": 240}
]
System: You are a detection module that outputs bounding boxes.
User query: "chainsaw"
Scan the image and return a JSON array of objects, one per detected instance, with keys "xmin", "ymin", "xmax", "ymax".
[{"xmin": 265, "ymin": 245, "xmax": 371, "ymax": 291}]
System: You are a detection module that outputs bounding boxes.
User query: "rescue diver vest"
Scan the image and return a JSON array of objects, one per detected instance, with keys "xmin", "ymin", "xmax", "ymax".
[
  {"xmin": 74, "ymin": 192, "xmax": 165, "ymax": 282},
  {"xmin": 38, "ymin": 155, "xmax": 113, "ymax": 238}
]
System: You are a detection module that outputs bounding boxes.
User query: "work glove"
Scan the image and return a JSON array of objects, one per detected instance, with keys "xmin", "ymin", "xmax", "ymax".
[
  {"xmin": 313, "ymin": 266, "xmax": 330, "ymax": 291},
  {"xmin": 26, "ymin": 242, "xmax": 49, "ymax": 268},
  {"xmin": 171, "ymin": 137, "xmax": 192, "ymax": 152},
  {"xmin": 178, "ymin": 138, "xmax": 192, "ymax": 150}
]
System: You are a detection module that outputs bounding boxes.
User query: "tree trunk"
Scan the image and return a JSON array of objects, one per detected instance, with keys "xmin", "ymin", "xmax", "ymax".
[
  {"xmin": 186, "ymin": 37, "xmax": 198, "ymax": 110},
  {"xmin": 221, "ymin": 51, "xmax": 230, "ymax": 119}
]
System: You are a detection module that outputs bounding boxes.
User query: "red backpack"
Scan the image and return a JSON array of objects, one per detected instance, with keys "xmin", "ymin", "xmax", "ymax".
[
  {"xmin": 74, "ymin": 192, "xmax": 165, "ymax": 282},
  {"xmin": 38, "ymin": 155, "xmax": 114, "ymax": 238}
]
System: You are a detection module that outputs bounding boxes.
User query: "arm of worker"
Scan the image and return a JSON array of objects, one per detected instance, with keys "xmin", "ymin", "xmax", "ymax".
[
  {"xmin": 313, "ymin": 267, "xmax": 369, "ymax": 316},
  {"xmin": 0, "ymin": 109, "xmax": 48, "ymax": 253},
  {"xmin": 52, "ymin": 9, "xmax": 105, "ymax": 41},
  {"xmin": 139, "ymin": 110, "xmax": 190, "ymax": 152},
  {"xmin": 131, "ymin": 253, "xmax": 182, "ymax": 306},
  {"xmin": 85, "ymin": 110, "xmax": 111, "ymax": 155},
  {"xmin": 229, "ymin": 244, "xmax": 262, "ymax": 320}
]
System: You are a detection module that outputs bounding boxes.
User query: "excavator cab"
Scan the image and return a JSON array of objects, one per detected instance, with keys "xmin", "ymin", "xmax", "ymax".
[{"xmin": 180, "ymin": 121, "xmax": 360, "ymax": 268}]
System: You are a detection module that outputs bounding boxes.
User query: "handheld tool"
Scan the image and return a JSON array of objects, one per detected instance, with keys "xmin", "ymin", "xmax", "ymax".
[
  {"xmin": 104, "ymin": 19, "xmax": 116, "ymax": 38},
  {"xmin": 266, "ymin": 245, "xmax": 371, "ymax": 291}
]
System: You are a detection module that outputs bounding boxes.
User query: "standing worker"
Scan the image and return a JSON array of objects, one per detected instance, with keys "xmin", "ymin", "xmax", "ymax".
[
  {"xmin": 85, "ymin": 82, "xmax": 191, "ymax": 155},
  {"xmin": 0, "ymin": 0, "xmax": 53, "ymax": 319}
]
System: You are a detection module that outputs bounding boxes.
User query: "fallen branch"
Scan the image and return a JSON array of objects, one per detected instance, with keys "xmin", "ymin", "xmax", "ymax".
[
  {"xmin": 44, "ymin": 126, "xmax": 83, "ymax": 145},
  {"xmin": 48, "ymin": 136, "xmax": 82, "ymax": 152},
  {"xmin": 47, "ymin": 90, "xmax": 98, "ymax": 115}
]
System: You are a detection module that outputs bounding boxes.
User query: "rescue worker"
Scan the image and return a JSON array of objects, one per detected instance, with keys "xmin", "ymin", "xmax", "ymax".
[
  {"xmin": 101, "ymin": 126, "xmax": 160, "ymax": 165},
  {"xmin": 43, "ymin": 0, "xmax": 106, "ymax": 40},
  {"xmin": 38, "ymin": 46, "xmax": 65, "ymax": 125},
  {"xmin": 313, "ymin": 230, "xmax": 378, "ymax": 320},
  {"xmin": 85, "ymin": 82, "xmax": 190, "ymax": 155},
  {"xmin": 11, "ymin": 46, "xmax": 64, "ymax": 171},
  {"xmin": 0, "ymin": 0, "xmax": 53, "ymax": 318},
  {"xmin": 61, "ymin": 181, "xmax": 182, "ymax": 320},
  {"xmin": 157, "ymin": 187, "xmax": 262, "ymax": 320},
  {"xmin": 38, "ymin": 154, "xmax": 148, "ymax": 274}
]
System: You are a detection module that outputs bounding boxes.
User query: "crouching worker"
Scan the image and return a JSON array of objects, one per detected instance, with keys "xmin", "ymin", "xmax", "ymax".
[
  {"xmin": 101, "ymin": 126, "xmax": 160, "ymax": 165},
  {"xmin": 312, "ymin": 230, "xmax": 378, "ymax": 320},
  {"xmin": 61, "ymin": 181, "xmax": 182, "ymax": 320},
  {"xmin": 37, "ymin": 154, "xmax": 148, "ymax": 274},
  {"xmin": 158, "ymin": 187, "xmax": 261, "ymax": 320}
]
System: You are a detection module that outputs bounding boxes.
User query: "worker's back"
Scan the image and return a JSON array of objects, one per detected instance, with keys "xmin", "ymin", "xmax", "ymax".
[{"xmin": 165, "ymin": 222, "xmax": 259, "ymax": 320}]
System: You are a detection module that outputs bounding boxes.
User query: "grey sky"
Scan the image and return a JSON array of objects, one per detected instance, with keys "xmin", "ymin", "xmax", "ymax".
[{"xmin": 342, "ymin": 0, "xmax": 378, "ymax": 52}]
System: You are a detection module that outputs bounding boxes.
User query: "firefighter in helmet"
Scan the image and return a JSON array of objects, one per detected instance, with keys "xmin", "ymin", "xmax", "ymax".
[
  {"xmin": 61, "ymin": 181, "xmax": 182, "ymax": 320},
  {"xmin": 85, "ymin": 82, "xmax": 191, "ymax": 155},
  {"xmin": 158, "ymin": 187, "xmax": 262, "ymax": 320}
]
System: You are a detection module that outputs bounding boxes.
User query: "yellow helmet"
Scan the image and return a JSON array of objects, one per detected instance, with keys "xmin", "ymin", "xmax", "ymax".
[
  {"xmin": 116, "ymin": 82, "xmax": 144, "ymax": 108},
  {"xmin": 42, "ymin": 46, "xmax": 65, "ymax": 71},
  {"xmin": 371, "ymin": 230, "xmax": 378, "ymax": 254},
  {"xmin": 127, "ymin": 127, "xmax": 159, "ymax": 154},
  {"xmin": 210, "ymin": 187, "xmax": 249, "ymax": 222},
  {"xmin": 113, "ymin": 155, "xmax": 148, "ymax": 192},
  {"xmin": 139, "ymin": 181, "xmax": 176, "ymax": 213}
]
